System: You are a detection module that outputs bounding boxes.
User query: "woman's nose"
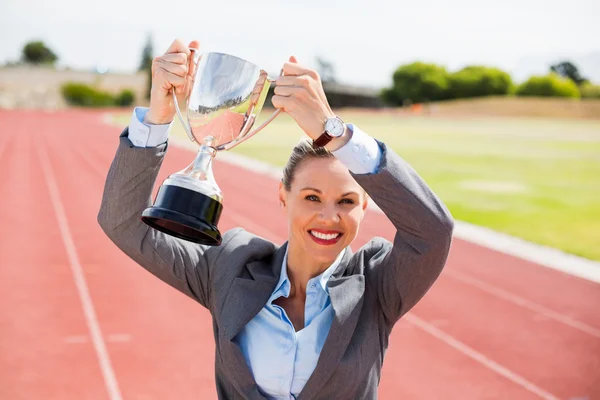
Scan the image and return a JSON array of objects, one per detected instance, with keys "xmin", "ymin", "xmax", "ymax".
[{"xmin": 318, "ymin": 204, "xmax": 340, "ymax": 224}]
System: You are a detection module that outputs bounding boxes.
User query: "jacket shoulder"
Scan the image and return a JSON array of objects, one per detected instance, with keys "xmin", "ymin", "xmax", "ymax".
[{"xmin": 215, "ymin": 227, "xmax": 278, "ymax": 270}]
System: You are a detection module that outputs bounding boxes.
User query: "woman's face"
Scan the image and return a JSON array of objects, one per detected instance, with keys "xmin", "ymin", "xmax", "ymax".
[{"xmin": 279, "ymin": 156, "xmax": 368, "ymax": 266}]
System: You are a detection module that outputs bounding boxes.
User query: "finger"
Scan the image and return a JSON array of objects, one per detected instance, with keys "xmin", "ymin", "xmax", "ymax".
[
  {"xmin": 160, "ymin": 53, "xmax": 187, "ymax": 65},
  {"xmin": 271, "ymin": 94, "xmax": 290, "ymax": 110},
  {"xmin": 165, "ymin": 39, "xmax": 191, "ymax": 56},
  {"xmin": 289, "ymin": 55, "xmax": 298, "ymax": 63},
  {"xmin": 281, "ymin": 61, "xmax": 315, "ymax": 77},
  {"xmin": 156, "ymin": 67, "xmax": 187, "ymax": 91},
  {"xmin": 274, "ymin": 86, "xmax": 303, "ymax": 97},
  {"xmin": 155, "ymin": 58, "xmax": 188, "ymax": 77},
  {"xmin": 274, "ymin": 76, "xmax": 305, "ymax": 86}
]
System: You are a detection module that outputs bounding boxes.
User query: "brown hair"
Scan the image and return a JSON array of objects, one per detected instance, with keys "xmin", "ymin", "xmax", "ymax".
[{"xmin": 281, "ymin": 139, "xmax": 333, "ymax": 191}]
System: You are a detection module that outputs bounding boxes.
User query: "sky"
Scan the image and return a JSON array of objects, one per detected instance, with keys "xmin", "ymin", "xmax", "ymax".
[{"xmin": 1, "ymin": 0, "xmax": 599, "ymax": 88}]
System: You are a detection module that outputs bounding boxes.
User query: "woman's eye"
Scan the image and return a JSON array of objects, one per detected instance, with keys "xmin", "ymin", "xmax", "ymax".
[
  {"xmin": 340, "ymin": 198, "xmax": 355, "ymax": 205},
  {"xmin": 305, "ymin": 195, "xmax": 320, "ymax": 202}
]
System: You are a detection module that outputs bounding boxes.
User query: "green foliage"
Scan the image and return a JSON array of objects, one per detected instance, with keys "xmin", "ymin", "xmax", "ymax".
[
  {"xmin": 380, "ymin": 87, "xmax": 402, "ymax": 106},
  {"xmin": 22, "ymin": 41, "xmax": 58, "ymax": 64},
  {"xmin": 449, "ymin": 66, "xmax": 514, "ymax": 98},
  {"xmin": 550, "ymin": 61, "xmax": 588, "ymax": 86},
  {"xmin": 381, "ymin": 63, "xmax": 514, "ymax": 105},
  {"xmin": 61, "ymin": 82, "xmax": 135, "ymax": 107},
  {"xmin": 115, "ymin": 89, "xmax": 135, "ymax": 106},
  {"xmin": 516, "ymin": 74, "xmax": 581, "ymax": 98},
  {"xmin": 580, "ymin": 83, "xmax": 600, "ymax": 99},
  {"xmin": 390, "ymin": 62, "xmax": 451, "ymax": 104}
]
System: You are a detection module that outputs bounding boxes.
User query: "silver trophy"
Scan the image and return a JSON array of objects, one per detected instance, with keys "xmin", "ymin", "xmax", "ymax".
[{"xmin": 142, "ymin": 51, "xmax": 281, "ymax": 245}]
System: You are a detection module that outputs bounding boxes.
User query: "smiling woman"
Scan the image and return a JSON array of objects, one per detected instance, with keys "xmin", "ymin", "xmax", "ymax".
[{"xmin": 98, "ymin": 38, "xmax": 454, "ymax": 400}]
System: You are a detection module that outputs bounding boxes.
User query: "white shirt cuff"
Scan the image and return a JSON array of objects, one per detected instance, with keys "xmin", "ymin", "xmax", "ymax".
[
  {"xmin": 127, "ymin": 107, "xmax": 173, "ymax": 147},
  {"xmin": 332, "ymin": 124, "xmax": 382, "ymax": 174}
]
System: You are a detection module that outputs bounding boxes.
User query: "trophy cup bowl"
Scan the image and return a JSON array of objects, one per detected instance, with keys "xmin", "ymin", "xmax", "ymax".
[{"xmin": 141, "ymin": 51, "xmax": 281, "ymax": 245}]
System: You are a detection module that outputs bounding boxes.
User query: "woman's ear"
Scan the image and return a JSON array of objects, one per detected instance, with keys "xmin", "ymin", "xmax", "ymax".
[
  {"xmin": 361, "ymin": 193, "xmax": 369, "ymax": 213},
  {"xmin": 278, "ymin": 182, "xmax": 287, "ymax": 209}
]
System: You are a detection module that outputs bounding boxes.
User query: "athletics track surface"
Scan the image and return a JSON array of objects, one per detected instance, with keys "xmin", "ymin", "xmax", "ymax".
[{"xmin": 0, "ymin": 109, "xmax": 598, "ymax": 400}]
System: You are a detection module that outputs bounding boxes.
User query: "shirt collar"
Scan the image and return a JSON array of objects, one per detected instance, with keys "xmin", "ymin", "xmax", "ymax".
[{"xmin": 271, "ymin": 247, "xmax": 347, "ymax": 300}]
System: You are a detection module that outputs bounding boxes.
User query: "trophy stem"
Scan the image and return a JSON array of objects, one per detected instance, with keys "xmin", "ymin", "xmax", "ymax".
[{"xmin": 140, "ymin": 136, "xmax": 224, "ymax": 245}]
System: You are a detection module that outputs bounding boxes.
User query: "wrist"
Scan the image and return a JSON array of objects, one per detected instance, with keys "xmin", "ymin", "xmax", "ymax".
[
  {"xmin": 144, "ymin": 109, "xmax": 173, "ymax": 125},
  {"xmin": 325, "ymin": 124, "xmax": 352, "ymax": 152}
]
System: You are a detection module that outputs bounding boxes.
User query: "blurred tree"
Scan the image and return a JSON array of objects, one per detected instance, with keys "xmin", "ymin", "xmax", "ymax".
[
  {"xmin": 550, "ymin": 61, "xmax": 588, "ymax": 86},
  {"xmin": 388, "ymin": 62, "xmax": 451, "ymax": 104},
  {"xmin": 516, "ymin": 73, "xmax": 580, "ymax": 98},
  {"xmin": 449, "ymin": 66, "xmax": 514, "ymax": 98},
  {"xmin": 22, "ymin": 41, "xmax": 58, "ymax": 65},
  {"xmin": 580, "ymin": 82, "xmax": 600, "ymax": 99},
  {"xmin": 139, "ymin": 34, "xmax": 154, "ymax": 100},
  {"xmin": 316, "ymin": 56, "xmax": 336, "ymax": 83}
]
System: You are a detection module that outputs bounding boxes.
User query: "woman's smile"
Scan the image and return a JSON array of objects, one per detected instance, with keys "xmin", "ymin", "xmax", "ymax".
[{"xmin": 307, "ymin": 229, "xmax": 344, "ymax": 246}]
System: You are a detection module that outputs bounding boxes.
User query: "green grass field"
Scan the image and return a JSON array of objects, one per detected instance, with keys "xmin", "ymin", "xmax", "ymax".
[{"xmin": 114, "ymin": 110, "xmax": 600, "ymax": 261}]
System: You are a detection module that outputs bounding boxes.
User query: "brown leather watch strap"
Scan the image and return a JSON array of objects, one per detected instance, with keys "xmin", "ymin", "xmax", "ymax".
[{"xmin": 312, "ymin": 132, "xmax": 333, "ymax": 148}]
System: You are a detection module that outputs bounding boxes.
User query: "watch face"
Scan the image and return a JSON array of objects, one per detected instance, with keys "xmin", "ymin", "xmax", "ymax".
[{"xmin": 325, "ymin": 117, "xmax": 345, "ymax": 138}]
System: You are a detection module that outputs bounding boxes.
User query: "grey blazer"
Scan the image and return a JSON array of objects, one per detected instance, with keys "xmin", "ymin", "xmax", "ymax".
[{"xmin": 98, "ymin": 130, "xmax": 454, "ymax": 400}]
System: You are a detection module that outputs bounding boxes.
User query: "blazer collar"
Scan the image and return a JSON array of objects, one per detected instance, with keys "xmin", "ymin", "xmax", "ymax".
[
  {"xmin": 221, "ymin": 243, "xmax": 286, "ymax": 341},
  {"xmin": 220, "ymin": 244, "xmax": 365, "ymax": 400}
]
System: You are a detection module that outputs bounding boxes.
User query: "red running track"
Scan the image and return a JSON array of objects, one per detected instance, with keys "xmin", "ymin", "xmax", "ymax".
[{"xmin": 0, "ymin": 109, "xmax": 599, "ymax": 400}]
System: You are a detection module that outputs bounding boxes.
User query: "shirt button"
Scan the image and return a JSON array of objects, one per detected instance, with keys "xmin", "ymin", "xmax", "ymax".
[
  {"xmin": 311, "ymin": 283, "xmax": 316, "ymax": 288},
  {"xmin": 138, "ymin": 129, "xmax": 148, "ymax": 136},
  {"xmin": 353, "ymin": 144, "xmax": 360, "ymax": 153}
]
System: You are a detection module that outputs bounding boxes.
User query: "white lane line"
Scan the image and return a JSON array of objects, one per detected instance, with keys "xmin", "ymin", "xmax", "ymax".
[
  {"xmin": 222, "ymin": 206, "xmax": 561, "ymax": 398},
  {"xmin": 37, "ymin": 143, "xmax": 123, "ymax": 400},
  {"xmin": 445, "ymin": 269, "xmax": 600, "ymax": 338},
  {"xmin": 403, "ymin": 313, "xmax": 561, "ymax": 400}
]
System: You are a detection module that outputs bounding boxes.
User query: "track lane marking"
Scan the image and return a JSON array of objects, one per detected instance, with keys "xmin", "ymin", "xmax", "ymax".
[
  {"xmin": 444, "ymin": 269, "xmax": 600, "ymax": 338},
  {"xmin": 37, "ymin": 141, "xmax": 123, "ymax": 400},
  {"xmin": 403, "ymin": 313, "xmax": 561, "ymax": 400}
]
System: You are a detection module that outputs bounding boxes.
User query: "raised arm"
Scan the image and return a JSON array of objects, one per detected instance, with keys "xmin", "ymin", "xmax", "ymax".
[
  {"xmin": 352, "ymin": 140, "xmax": 454, "ymax": 326},
  {"xmin": 97, "ymin": 130, "xmax": 232, "ymax": 309},
  {"xmin": 98, "ymin": 39, "xmax": 228, "ymax": 309},
  {"xmin": 269, "ymin": 57, "xmax": 453, "ymax": 326}
]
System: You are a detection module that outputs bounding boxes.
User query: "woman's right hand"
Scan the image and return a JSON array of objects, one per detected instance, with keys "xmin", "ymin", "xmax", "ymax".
[{"xmin": 145, "ymin": 39, "xmax": 200, "ymax": 125}]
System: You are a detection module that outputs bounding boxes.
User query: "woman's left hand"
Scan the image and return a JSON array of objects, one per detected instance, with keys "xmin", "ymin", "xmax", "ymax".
[{"xmin": 271, "ymin": 57, "xmax": 340, "ymax": 143}]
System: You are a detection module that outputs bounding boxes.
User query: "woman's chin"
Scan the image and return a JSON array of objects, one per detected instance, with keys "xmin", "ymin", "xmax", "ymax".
[{"xmin": 306, "ymin": 243, "xmax": 345, "ymax": 265}]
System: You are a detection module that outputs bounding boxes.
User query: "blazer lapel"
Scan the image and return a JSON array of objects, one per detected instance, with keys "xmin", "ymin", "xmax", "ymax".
[
  {"xmin": 217, "ymin": 243, "xmax": 288, "ymax": 400},
  {"xmin": 297, "ymin": 249, "xmax": 365, "ymax": 400},
  {"xmin": 221, "ymin": 243, "xmax": 287, "ymax": 341}
]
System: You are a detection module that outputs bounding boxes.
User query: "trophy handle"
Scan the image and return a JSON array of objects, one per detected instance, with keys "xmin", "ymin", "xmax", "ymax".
[
  {"xmin": 172, "ymin": 48, "xmax": 200, "ymax": 143},
  {"xmin": 215, "ymin": 71, "xmax": 284, "ymax": 151}
]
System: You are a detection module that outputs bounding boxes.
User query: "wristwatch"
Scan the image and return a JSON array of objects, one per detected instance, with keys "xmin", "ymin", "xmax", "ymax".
[{"xmin": 313, "ymin": 116, "xmax": 346, "ymax": 148}]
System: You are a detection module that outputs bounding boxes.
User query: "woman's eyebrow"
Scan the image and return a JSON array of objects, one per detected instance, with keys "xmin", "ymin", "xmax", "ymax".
[
  {"xmin": 300, "ymin": 187, "xmax": 358, "ymax": 197},
  {"xmin": 300, "ymin": 187, "xmax": 322, "ymax": 193}
]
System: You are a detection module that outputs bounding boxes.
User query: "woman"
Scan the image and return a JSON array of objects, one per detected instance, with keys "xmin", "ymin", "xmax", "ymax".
[{"xmin": 98, "ymin": 39, "xmax": 454, "ymax": 400}]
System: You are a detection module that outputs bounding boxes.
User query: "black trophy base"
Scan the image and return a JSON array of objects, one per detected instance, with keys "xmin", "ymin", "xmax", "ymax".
[{"xmin": 141, "ymin": 184, "xmax": 223, "ymax": 246}]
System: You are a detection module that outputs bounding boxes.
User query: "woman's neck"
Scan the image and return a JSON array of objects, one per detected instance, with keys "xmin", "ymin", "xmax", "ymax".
[{"xmin": 285, "ymin": 242, "xmax": 337, "ymax": 298}]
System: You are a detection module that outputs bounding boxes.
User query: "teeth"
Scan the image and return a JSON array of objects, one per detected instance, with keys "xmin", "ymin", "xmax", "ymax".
[{"xmin": 310, "ymin": 231, "xmax": 340, "ymax": 241}]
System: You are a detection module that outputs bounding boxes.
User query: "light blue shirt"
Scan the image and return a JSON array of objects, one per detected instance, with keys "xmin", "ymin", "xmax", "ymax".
[
  {"xmin": 235, "ymin": 248, "xmax": 345, "ymax": 399},
  {"xmin": 127, "ymin": 106, "xmax": 382, "ymax": 398}
]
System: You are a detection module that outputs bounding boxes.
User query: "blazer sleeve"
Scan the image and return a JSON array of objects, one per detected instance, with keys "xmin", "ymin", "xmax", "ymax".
[
  {"xmin": 97, "ymin": 129, "xmax": 231, "ymax": 310},
  {"xmin": 352, "ymin": 140, "xmax": 454, "ymax": 326}
]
